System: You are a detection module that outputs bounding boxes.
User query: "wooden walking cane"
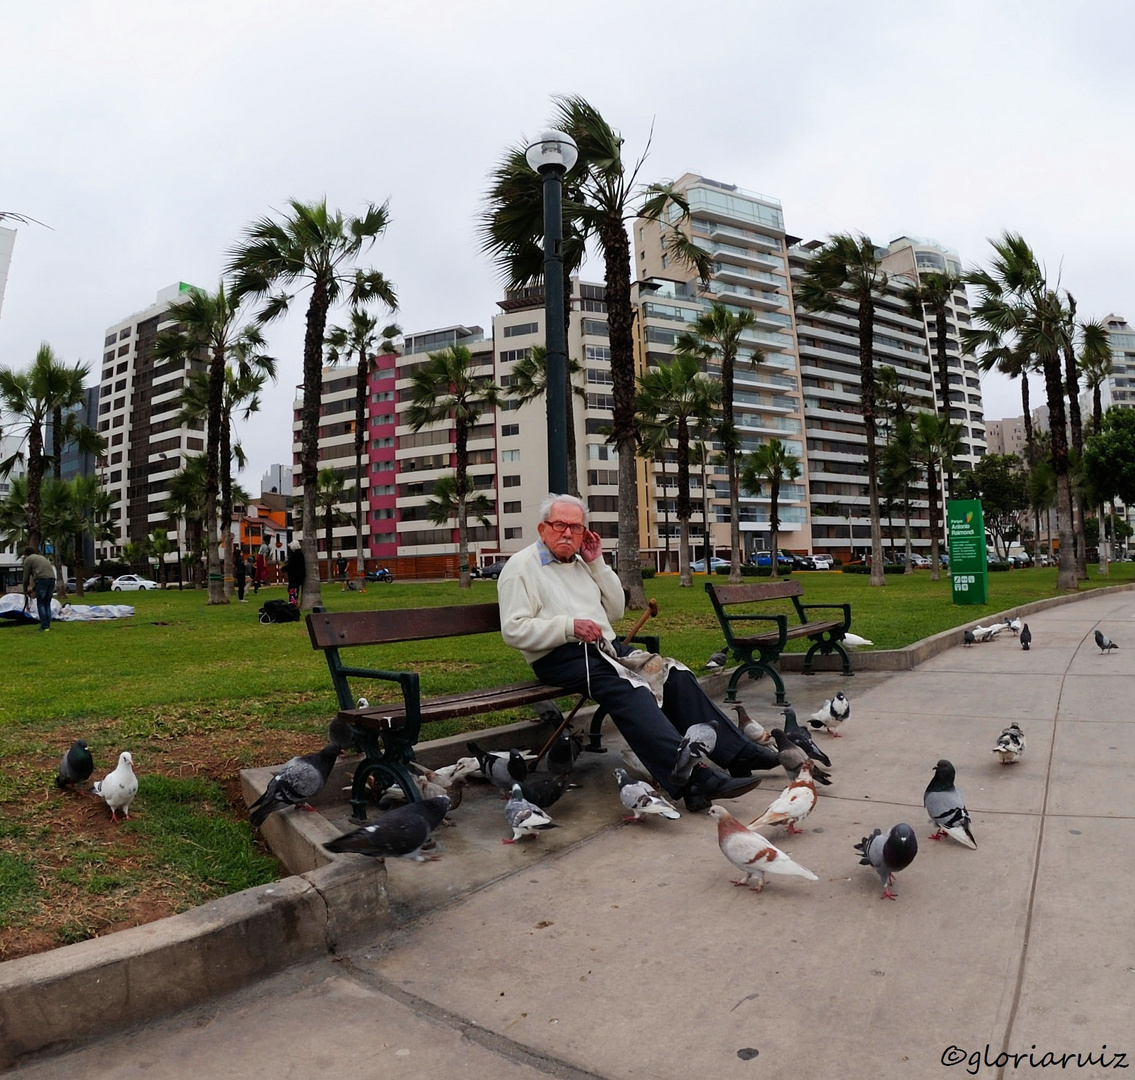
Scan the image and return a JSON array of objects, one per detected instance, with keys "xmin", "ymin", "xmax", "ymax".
[{"xmin": 534, "ymin": 599, "xmax": 660, "ymax": 765}]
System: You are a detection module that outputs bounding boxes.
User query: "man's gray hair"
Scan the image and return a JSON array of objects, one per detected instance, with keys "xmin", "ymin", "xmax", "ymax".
[{"xmin": 539, "ymin": 493, "xmax": 588, "ymax": 525}]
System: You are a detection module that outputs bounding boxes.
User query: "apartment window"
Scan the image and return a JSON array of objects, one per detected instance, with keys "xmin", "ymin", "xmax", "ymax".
[
  {"xmin": 585, "ymin": 345, "xmax": 611, "ymax": 363},
  {"xmin": 372, "ymin": 484, "xmax": 395, "ymax": 494},
  {"xmin": 371, "ymin": 437, "xmax": 394, "ymax": 448},
  {"xmin": 501, "ymin": 423, "xmax": 519, "ymax": 437},
  {"xmin": 503, "ymin": 501, "xmax": 522, "ymax": 514},
  {"xmin": 104, "ymin": 334, "xmax": 117, "ymax": 348},
  {"xmin": 582, "ymin": 319, "xmax": 609, "ymax": 337},
  {"xmin": 504, "ymin": 527, "xmax": 523, "ymax": 540},
  {"xmin": 503, "ymin": 322, "xmax": 539, "ymax": 338},
  {"xmin": 109, "ymin": 470, "xmax": 121, "ymax": 482},
  {"xmin": 110, "ymin": 451, "xmax": 122, "ymax": 464},
  {"xmin": 500, "ymin": 398, "xmax": 519, "ymax": 411},
  {"xmin": 113, "ymin": 397, "xmax": 125, "ymax": 410},
  {"xmin": 501, "ymin": 449, "xmax": 520, "ymax": 462},
  {"xmin": 373, "ymin": 413, "xmax": 395, "ymax": 425},
  {"xmin": 372, "ymin": 532, "xmax": 396, "ymax": 544},
  {"xmin": 371, "ymin": 390, "xmax": 394, "ymax": 402},
  {"xmin": 117, "ymin": 344, "xmax": 129, "ymax": 357},
  {"xmin": 119, "ymin": 327, "xmax": 131, "ymax": 340},
  {"xmin": 112, "ymin": 416, "xmax": 123, "ymax": 428},
  {"xmin": 373, "ymin": 460, "xmax": 395, "ymax": 472},
  {"xmin": 115, "ymin": 379, "xmax": 126, "ymax": 392},
  {"xmin": 99, "ymin": 403, "xmax": 111, "ymax": 415},
  {"xmin": 111, "ymin": 433, "xmax": 123, "ymax": 446},
  {"xmin": 499, "ymin": 348, "xmax": 531, "ymax": 363},
  {"xmin": 503, "ymin": 475, "xmax": 521, "ymax": 487},
  {"xmin": 187, "ymin": 437, "xmax": 204, "ymax": 451}
]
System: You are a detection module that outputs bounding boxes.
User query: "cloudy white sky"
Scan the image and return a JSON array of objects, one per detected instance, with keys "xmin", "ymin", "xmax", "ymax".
[{"xmin": 3, "ymin": 0, "xmax": 1133, "ymax": 486}]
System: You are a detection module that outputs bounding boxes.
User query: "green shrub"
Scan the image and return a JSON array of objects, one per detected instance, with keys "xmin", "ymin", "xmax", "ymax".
[
  {"xmin": 843, "ymin": 563, "xmax": 905, "ymax": 575},
  {"xmin": 640, "ymin": 566, "xmax": 656, "ymax": 579},
  {"xmin": 740, "ymin": 565, "xmax": 792, "ymax": 577},
  {"xmin": 988, "ymin": 560, "xmax": 1012, "ymax": 572}
]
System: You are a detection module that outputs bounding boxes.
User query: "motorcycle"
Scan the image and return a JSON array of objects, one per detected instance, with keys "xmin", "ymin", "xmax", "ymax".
[{"xmin": 366, "ymin": 567, "xmax": 394, "ymax": 583}]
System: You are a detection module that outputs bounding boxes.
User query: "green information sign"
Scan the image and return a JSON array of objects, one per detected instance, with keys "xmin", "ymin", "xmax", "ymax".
[{"xmin": 947, "ymin": 499, "xmax": 988, "ymax": 605}]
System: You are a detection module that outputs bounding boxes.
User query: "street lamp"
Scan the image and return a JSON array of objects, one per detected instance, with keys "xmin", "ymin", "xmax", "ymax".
[{"xmin": 525, "ymin": 129, "xmax": 578, "ymax": 496}]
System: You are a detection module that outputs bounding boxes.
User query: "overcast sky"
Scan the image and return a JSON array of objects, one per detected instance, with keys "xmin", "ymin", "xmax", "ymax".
[{"xmin": 3, "ymin": 0, "xmax": 1134, "ymax": 486}]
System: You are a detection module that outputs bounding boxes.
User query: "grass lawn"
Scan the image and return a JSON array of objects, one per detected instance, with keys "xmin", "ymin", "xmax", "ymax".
[{"xmin": 2, "ymin": 563, "xmax": 1131, "ymax": 956}]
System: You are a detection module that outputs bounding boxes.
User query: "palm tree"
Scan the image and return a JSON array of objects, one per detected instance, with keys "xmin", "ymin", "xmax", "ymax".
[
  {"xmin": 228, "ymin": 198, "xmax": 397, "ymax": 610},
  {"xmin": 46, "ymin": 361, "xmax": 101, "ymax": 482},
  {"xmin": 405, "ymin": 345, "xmax": 501, "ymax": 588},
  {"xmin": 481, "ymin": 95, "xmax": 710, "ymax": 608},
  {"xmin": 674, "ymin": 304, "xmax": 760, "ymax": 583},
  {"xmin": 63, "ymin": 474, "xmax": 115, "ymax": 596},
  {"xmin": 637, "ymin": 422, "xmax": 673, "ymax": 570},
  {"xmin": 326, "ymin": 309, "xmax": 400, "ymax": 583},
  {"xmin": 882, "ymin": 421, "xmax": 920, "ymax": 572},
  {"xmin": 636, "ymin": 353, "xmax": 721, "ymax": 586},
  {"xmin": 795, "ymin": 234, "xmax": 889, "ymax": 586},
  {"xmin": 1079, "ymin": 319, "xmax": 1114, "ymax": 572},
  {"xmin": 311, "ymin": 468, "xmax": 352, "ymax": 576},
  {"xmin": 425, "ymin": 474, "xmax": 494, "ymax": 546},
  {"xmin": 164, "ymin": 455, "xmax": 209, "ymax": 587},
  {"xmin": 688, "ymin": 434, "xmax": 717, "ymax": 569},
  {"xmin": 507, "ymin": 345, "xmax": 586, "ymax": 497},
  {"xmin": 910, "ymin": 412, "xmax": 961, "ymax": 580},
  {"xmin": 740, "ymin": 439, "xmax": 801, "ymax": 580}
]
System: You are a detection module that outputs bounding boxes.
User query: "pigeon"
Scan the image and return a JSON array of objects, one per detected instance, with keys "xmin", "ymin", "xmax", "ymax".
[
  {"xmin": 466, "ymin": 740, "xmax": 523, "ymax": 791},
  {"xmin": 992, "ymin": 722, "xmax": 1026, "ymax": 765},
  {"xmin": 513, "ymin": 769, "xmax": 570, "ymax": 809},
  {"xmin": 747, "ymin": 761, "xmax": 818, "ymax": 835},
  {"xmin": 614, "ymin": 768, "xmax": 681, "ymax": 822},
  {"xmin": 356, "ymin": 696, "xmax": 370, "ymax": 708},
  {"xmin": 248, "ymin": 743, "xmax": 339, "ymax": 827},
  {"xmin": 323, "ymin": 796, "xmax": 450, "ymax": 861},
  {"xmin": 842, "ymin": 632, "xmax": 874, "ymax": 649},
  {"xmin": 924, "ymin": 759, "xmax": 977, "ymax": 849},
  {"xmin": 971, "ymin": 624, "xmax": 1003, "ymax": 643},
  {"xmin": 963, "ymin": 630, "xmax": 976, "ymax": 647},
  {"xmin": 732, "ymin": 703, "xmax": 773, "ymax": 744},
  {"xmin": 532, "ymin": 700, "xmax": 564, "ymax": 726},
  {"xmin": 56, "ymin": 739, "xmax": 94, "ymax": 789},
  {"xmin": 781, "ymin": 708, "xmax": 833, "ymax": 768},
  {"xmin": 409, "ymin": 761, "xmax": 467, "ymax": 813},
  {"xmin": 503, "ymin": 783, "xmax": 559, "ymax": 843},
  {"xmin": 546, "ymin": 730, "xmax": 583, "ymax": 777},
  {"xmin": 770, "ymin": 728, "xmax": 832, "ymax": 785},
  {"xmin": 1095, "ymin": 629, "xmax": 1118, "ymax": 653},
  {"xmin": 90, "ymin": 751, "xmax": 138, "ymax": 822},
  {"xmin": 328, "ymin": 716, "xmax": 355, "ymax": 752},
  {"xmin": 433, "ymin": 756, "xmax": 481, "ymax": 783},
  {"xmin": 705, "ymin": 649, "xmax": 728, "ymax": 670},
  {"xmin": 1019, "ymin": 624, "xmax": 1032, "ymax": 651},
  {"xmin": 855, "ymin": 823, "xmax": 918, "ymax": 900},
  {"xmin": 807, "ymin": 692, "xmax": 850, "ymax": 737},
  {"xmin": 1007, "ymin": 617, "xmax": 1022, "ymax": 635},
  {"xmin": 669, "ymin": 720, "xmax": 719, "ymax": 787},
  {"xmin": 708, "ymin": 805, "xmax": 818, "ymax": 892},
  {"xmin": 507, "ymin": 748, "xmax": 531, "ymax": 783}
]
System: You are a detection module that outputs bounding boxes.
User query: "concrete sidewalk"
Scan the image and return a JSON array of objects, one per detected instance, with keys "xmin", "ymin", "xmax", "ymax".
[{"xmin": 10, "ymin": 592, "xmax": 1135, "ymax": 1079}]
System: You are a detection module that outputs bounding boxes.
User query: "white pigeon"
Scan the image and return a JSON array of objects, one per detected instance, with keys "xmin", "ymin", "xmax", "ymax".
[
  {"xmin": 709, "ymin": 806, "xmax": 818, "ymax": 892},
  {"xmin": 614, "ymin": 768, "xmax": 680, "ymax": 822},
  {"xmin": 91, "ymin": 751, "xmax": 138, "ymax": 823},
  {"xmin": 991, "ymin": 722, "xmax": 1026, "ymax": 765},
  {"xmin": 432, "ymin": 756, "xmax": 481, "ymax": 783},
  {"xmin": 747, "ymin": 761, "xmax": 818, "ymax": 835},
  {"xmin": 503, "ymin": 783, "xmax": 559, "ymax": 843},
  {"xmin": 1007, "ymin": 618, "xmax": 1022, "ymax": 636},
  {"xmin": 842, "ymin": 632, "xmax": 874, "ymax": 649},
  {"xmin": 971, "ymin": 624, "xmax": 1003, "ymax": 643},
  {"xmin": 808, "ymin": 691, "xmax": 850, "ymax": 737}
]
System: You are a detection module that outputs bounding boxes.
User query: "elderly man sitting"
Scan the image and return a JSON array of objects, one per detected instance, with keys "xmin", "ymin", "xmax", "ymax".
[{"xmin": 498, "ymin": 494, "xmax": 778, "ymax": 810}]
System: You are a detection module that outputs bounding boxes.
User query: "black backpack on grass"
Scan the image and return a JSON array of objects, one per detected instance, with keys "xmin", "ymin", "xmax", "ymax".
[{"xmin": 259, "ymin": 599, "xmax": 301, "ymax": 624}]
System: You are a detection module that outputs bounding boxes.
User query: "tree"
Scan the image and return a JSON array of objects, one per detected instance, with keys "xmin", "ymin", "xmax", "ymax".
[
  {"xmin": 1079, "ymin": 319, "xmax": 1114, "ymax": 573},
  {"xmin": 881, "ymin": 421, "xmax": 920, "ymax": 572},
  {"xmin": 1060, "ymin": 295, "xmax": 1089, "ymax": 580},
  {"xmin": 308, "ymin": 468, "xmax": 354, "ymax": 575},
  {"xmin": 740, "ymin": 439, "xmax": 801, "ymax": 580},
  {"xmin": 636, "ymin": 352, "xmax": 721, "ymax": 586},
  {"xmin": 164, "ymin": 455, "xmax": 209, "ymax": 587},
  {"xmin": 228, "ymin": 198, "xmax": 397, "ymax": 611},
  {"xmin": 326, "ymin": 310, "xmax": 400, "ymax": 583},
  {"xmin": 795, "ymin": 234, "xmax": 889, "ymax": 586},
  {"xmin": 481, "ymin": 95, "xmax": 710, "ymax": 608},
  {"xmin": 910, "ymin": 412, "xmax": 961, "ymax": 580},
  {"xmin": 54, "ymin": 474, "xmax": 115, "ymax": 597},
  {"xmin": 404, "ymin": 345, "xmax": 500, "ymax": 588},
  {"xmin": 425, "ymin": 473, "xmax": 494, "ymax": 538},
  {"xmin": 1084, "ymin": 407, "xmax": 1135, "ymax": 521},
  {"xmin": 674, "ymin": 304, "xmax": 761, "ymax": 584},
  {"xmin": 962, "ymin": 454, "xmax": 1029, "ymax": 560}
]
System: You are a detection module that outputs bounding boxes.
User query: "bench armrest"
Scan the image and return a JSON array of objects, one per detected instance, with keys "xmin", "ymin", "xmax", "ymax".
[
  {"xmin": 797, "ymin": 602, "xmax": 851, "ymax": 631},
  {"xmin": 326, "ymin": 655, "xmax": 423, "ymax": 742}
]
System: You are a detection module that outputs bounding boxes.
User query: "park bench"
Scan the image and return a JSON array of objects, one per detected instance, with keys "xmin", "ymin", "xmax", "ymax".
[
  {"xmin": 705, "ymin": 579, "xmax": 852, "ymax": 706},
  {"xmin": 306, "ymin": 603, "xmax": 659, "ymax": 821}
]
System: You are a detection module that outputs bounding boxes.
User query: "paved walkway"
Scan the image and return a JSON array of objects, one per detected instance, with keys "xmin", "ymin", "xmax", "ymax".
[{"xmin": 12, "ymin": 592, "xmax": 1135, "ymax": 1079}]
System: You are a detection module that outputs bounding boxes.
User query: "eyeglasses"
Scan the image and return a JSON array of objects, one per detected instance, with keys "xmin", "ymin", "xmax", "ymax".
[{"xmin": 543, "ymin": 520, "xmax": 585, "ymax": 536}]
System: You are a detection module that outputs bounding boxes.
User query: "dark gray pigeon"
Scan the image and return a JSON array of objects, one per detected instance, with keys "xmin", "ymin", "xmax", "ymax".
[
  {"xmin": 856, "ymin": 823, "xmax": 918, "ymax": 900},
  {"xmin": 963, "ymin": 630, "xmax": 976, "ymax": 647},
  {"xmin": 1019, "ymin": 624, "xmax": 1031, "ymax": 651},
  {"xmin": 546, "ymin": 730, "xmax": 583, "ymax": 777},
  {"xmin": 56, "ymin": 739, "xmax": 94, "ymax": 789},
  {"xmin": 782, "ymin": 707, "xmax": 832, "ymax": 768},
  {"xmin": 323, "ymin": 796, "xmax": 450, "ymax": 861},
  {"xmin": 328, "ymin": 716, "xmax": 355, "ymax": 752},
  {"xmin": 923, "ymin": 759, "xmax": 976, "ymax": 849},
  {"xmin": 770, "ymin": 728, "xmax": 832, "ymax": 785},
  {"xmin": 705, "ymin": 649, "xmax": 728, "ymax": 670},
  {"xmin": 1095, "ymin": 629, "xmax": 1118, "ymax": 653},
  {"xmin": 532, "ymin": 700, "xmax": 564, "ymax": 726},
  {"xmin": 248, "ymin": 744, "xmax": 339, "ymax": 827}
]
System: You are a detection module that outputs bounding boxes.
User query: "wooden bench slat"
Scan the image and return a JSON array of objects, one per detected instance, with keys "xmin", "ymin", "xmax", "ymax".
[{"xmin": 342, "ymin": 681, "xmax": 569, "ymax": 729}]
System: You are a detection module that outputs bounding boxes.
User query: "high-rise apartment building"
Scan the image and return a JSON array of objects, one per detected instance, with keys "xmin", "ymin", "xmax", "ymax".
[
  {"xmin": 95, "ymin": 283, "xmax": 207, "ymax": 561},
  {"xmin": 985, "ymin": 416, "xmax": 1029, "ymax": 458}
]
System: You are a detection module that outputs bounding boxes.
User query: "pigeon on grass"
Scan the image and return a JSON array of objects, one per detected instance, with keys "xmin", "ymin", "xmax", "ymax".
[
  {"xmin": 708, "ymin": 805, "xmax": 818, "ymax": 892},
  {"xmin": 56, "ymin": 739, "xmax": 94, "ymax": 789},
  {"xmin": 614, "ymin": 768, "xmax": 680, "ymax": 822},
  {"xmin": 856, "ymin": 823, "xmax": 918, "ymax": 900},
  {"xmin": 705, "ymin": 649, "xmax": 728, "ymax": 670},
  {"xmin": 91, "ymin": 751, "xmax": 138, "ymax": 823},
  {"xmin": 324, "ymin": 796, "xmax": 449, "ymax": 862},
  {"xmin": 1019, "ymin": 624, "xmax": 1032, "ymax": 651},
  {"xmin": 1095, "ymin": 629, "xmax": 1118, "ymax": 654},
  {"xmin": 782, "ymin": 708, "xmax": 832, "ymax": 767},
  {"xmin": 991, "ymin": 722, "xmax": 1026, "ymax": 765},
  {"xmin": 842, "ymin": 633, "xmax": 873, "ymax": 649},
  {"xmin": 248, "ymin": 744, "xmax": 339, "ymax": 827},
  {"xmin": 747, "ymin": 760, "xmax": 818, "ymax": 835},
  {"xmin": 807, "ymin": 693, "xmax": 849, "ymax": 737},
  {"xmin": 732, "ymin": 703, "xmax": 772, "ymax": 745},
  {"xmin": 923, "ymin": 759, "xmax": 977, "ymax": 849},
  {"xmin": 503, "ymin": 783, "xmax": 559, "ymax": 843}
]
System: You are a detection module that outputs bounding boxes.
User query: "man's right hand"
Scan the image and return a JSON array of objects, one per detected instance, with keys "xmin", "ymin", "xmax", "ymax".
[{"xmin": 573, "ymin": 618, "xmax": 604, "ymax": 644}]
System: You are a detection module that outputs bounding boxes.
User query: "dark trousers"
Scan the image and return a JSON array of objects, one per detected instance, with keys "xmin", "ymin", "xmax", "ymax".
[
  {"xmin": 33, "ymin": 577, "xmax": 55, "ymax": 631},
  {"xmin": 532, "ymin": 640, "xmax": 755, "ymax": 796}
]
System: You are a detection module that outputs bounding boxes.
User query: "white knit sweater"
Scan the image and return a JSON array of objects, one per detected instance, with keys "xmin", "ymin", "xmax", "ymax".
[{"xmin": 497, "ymin": 541, "xmax": 625, "ymax": 664}]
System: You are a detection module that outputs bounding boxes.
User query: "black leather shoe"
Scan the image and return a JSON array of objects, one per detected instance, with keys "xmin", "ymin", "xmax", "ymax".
[
  {"xmin": 683, "ymin": 767, "xmax": 761, "ymax": 811},
  {"xmin": 733, "ymin": 742, "xmax": 781, "ymax": 773}
]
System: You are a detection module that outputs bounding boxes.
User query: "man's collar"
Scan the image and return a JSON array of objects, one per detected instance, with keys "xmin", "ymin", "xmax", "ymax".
[{"xmin": 536, "ymin": 540, "xmax": 576, "ymax": 566}]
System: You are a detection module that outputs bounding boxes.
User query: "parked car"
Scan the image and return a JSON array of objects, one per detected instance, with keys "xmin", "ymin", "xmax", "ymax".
[
  {"xmin": 479, "ymin": 560, "xmax": 509, "ymax": 580},
  {"xmin": 111, "ymin": 574, "xmax": 160, "ymax": 591},
  {"xmin": 65, "ymin": 578, "xmax": 77, "ymax": 593},
  {"xmin": 84, "ymin": 575, "xmax": 111, "ymax": 590},
  {"xmin": 939, "ymin": 554, "xmax": 949, "ymax": 568},
  {"xmin": 810, "ymin": 553, "xmax": 835, "ymax": 570},
  {"xmin": 690, "ymin": 556, "xmax": 730, "ymax": 572},
  {"xmin": 753, "ymin": 550, "xmax": 795, "ymax": 567},
  {"xmin": 908, "ymin": 554, "xmax": 931, "ymax": 569}
]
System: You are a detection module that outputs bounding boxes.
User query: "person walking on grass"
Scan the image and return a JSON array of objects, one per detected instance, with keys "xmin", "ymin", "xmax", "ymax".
[
  {"xmin": 22, "ymin": 547, "xmax": 56, "ymax": 632},
  {"xmin": 235, "ymin": 550, "xmax": 248, "ymax": 602},
  {"xmin": 285, "ymin": 540, "xmax": 305, "ymax": 607}
]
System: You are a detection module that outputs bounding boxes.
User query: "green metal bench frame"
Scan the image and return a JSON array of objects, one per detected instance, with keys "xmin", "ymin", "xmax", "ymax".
[{"xmin": 704, "ymin": 580, "xmax": 852, "ymax": 706}]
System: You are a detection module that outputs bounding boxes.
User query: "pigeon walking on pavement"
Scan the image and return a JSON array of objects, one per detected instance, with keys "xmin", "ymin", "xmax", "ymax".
[
  {"xmin": 546, "ymin": 730, "xmax": 583, "ymax": 777},
  {"xmin": 1007, "ymin": 617, "xmax": 1022, "ymax": 636},
  {"xmin": 747, "ymin": 760, "xmax": 818, "ymax": 835},
  {"xmin": 708, "ymin": 805, "xmax": 818, "ymax": 892},
  {"xmin": 91, "ymin": 751, "xmax": 138, "ymax": 823},
  {"xmin": 963, "ymin": 630, "xmax": 976, "ymax": 647},
  {"xmin": 503, "ymin": 783, "xmax": 559, "ymax": 843},
  {"xmin": 1019, "ymin": 624, "xmax": 1032, "ymax": 651},
  {"xmin": 807, "ymin": 692, "xmax": 850, "ymax": 737},
  {"xmin": 855, "ymin": 823, "xmax": 918, "ymax": 900},
  {"xmin": 782, "ymin": 708, "xmax": 832, "ymax": 768},
  {"xmin": 1095, "ymin": 629, "xmax": 1118, "ymax": 653},
  {"xmin": 923, "ymin": 759, "xmax": 977, "ymax": 849},
  {"xmin": 323, "ymin": 797, "xmax": 450, "ymax": 861},
  {"xmin": 770, "ymin": 728, "xmax": 832, "ymax": 785},
  {"xmin": 248, "ymin": 744, "xmax": 339, "ymax": 827},
  {"xmin": 732, "ymin": 702, "xmax": 772, "ymax": 744},
  {"xmin": 466, "ymin": 740, "xmax": 524, "ymax": 792},
  {"xmin": 614, "ymin": 768, "xmax": 681, "ymax": 822},
  {"xmin": 56, "ymin": 739, "xmax": 94, "ymax": 789},
  {"xmin": 991, "ymin": 722, "xmax": 1026, "ymax": 765}
]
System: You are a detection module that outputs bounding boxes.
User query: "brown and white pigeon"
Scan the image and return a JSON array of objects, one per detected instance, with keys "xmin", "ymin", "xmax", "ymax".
[
  {"xmin": 708, "ymin": 806, "xmax": 818, "ymax": 892},
  {"xmin": 855, "ymin": 823, "xmax": 918, "ymax": 900},
  {"xmin": 91, "ymin": 751, "xmax": 138, "ymax": 823},
  {"xmin": 614, "ymin": 767, "xmax": 680, "ymax": 822},
  {"xmin": 732, "ymin": 702, "xmax": 772, "ymax": 745},
  {"xmin": 807, "ymin": 692, "xmax": 849, "ymax": 737},
  {"xmin": 924, "ymin": 759, "xmax": 977, "ymax": 849},
  {"xmin": 323, "ymin": 796, "xmax": 450, "ymax": 862},
  {"xmin": 991, "ymin": 722, "xmax": 1026, "ymax": 765},
  {"xmin": 747, "ymin": 760, "xmax": 818, "ymax": 835}
]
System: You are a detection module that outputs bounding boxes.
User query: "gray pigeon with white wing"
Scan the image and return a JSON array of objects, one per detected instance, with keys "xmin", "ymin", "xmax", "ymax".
[
  {"xmin": 248, "ymin": 744, "xmax": 339, "ymax": 827},
  {"xmin": 669, "ymin": 720, "xmax": 719, "ymax": 787},
  {"xmin": 503, "ymin": 783, "xmax": 559, "ymax": 843},
  {"xmin": 855, "ymin": 823, "xmax": 918, "ymax": 900},
  {"xmin": 614, "ymin": 768, "xmax": 680, "ymax": 822},
  {"xmin": 923, "ymin": 759, "xmax": 976, "ymax": 849},
  {"xmin": 991, "ymin": 722, "xmax": 1026, "ymax": 764}
]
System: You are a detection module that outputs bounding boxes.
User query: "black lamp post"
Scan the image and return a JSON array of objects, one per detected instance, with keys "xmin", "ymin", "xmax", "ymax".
[{"xmin": 525, "ymin": 129, "xmax": 578, "ymax": 496}]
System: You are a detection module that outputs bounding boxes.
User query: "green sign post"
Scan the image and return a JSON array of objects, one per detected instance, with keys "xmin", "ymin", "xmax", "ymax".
[{"xmin": 947, "ymin": 499, "xmax": 988, "ymax": 605}]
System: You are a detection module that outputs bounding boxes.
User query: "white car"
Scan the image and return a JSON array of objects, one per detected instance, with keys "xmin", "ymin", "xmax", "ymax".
[
  {"xmin": 689, "ymin": 557, "xmax": 730, "ymax": 572},
  {"xmin": 111, "ymin": 574, "xmax": 160, "ymax": 591},
  {"xmin": 810, "ymin": 554, "xmax": 835, "ymax": 570}
]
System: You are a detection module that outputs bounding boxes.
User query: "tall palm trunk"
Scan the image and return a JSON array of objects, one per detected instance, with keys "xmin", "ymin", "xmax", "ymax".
[
  {"xmin": 1040, "ymin": 355, "xmax": 1076, "ymax": 590},
  {"xmin": 858, "ymin": 296, "xmax": 885, "ymax": 586},
  {"xmin": 27, "ymin": 423, "xmax": 45, "ymax": 551},
  {"xmin": 354, "ymin": 343, "xmax": 368, "ymax": 584},
  {"xmin": 676, "ymin": 417, "xmax": 692, "ymax": 587},
  {"xmin": 1062, "ymin": 339, "xmax": 1088, "ymax": 580},
  {"xmin": 300, "ymin": 279, "xmax": 330, "ymax": 610},
  {"xmin": 927, "ymin": 459, "xmax": 941, "ymax": 581},
  {"xmin": 205, "ymin": 341, "xmax": 227, "ymax": 604},
  {"xmin": 220, "ymin": 409, "xmax": 234, "ymax": 597},
  {"xmin": 768, "ymin": 480, "xmax": 781, "ymax": 581},
  {"xmin": 455, "ymin": 416, "xmax": 471, "ymax": 588}
]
